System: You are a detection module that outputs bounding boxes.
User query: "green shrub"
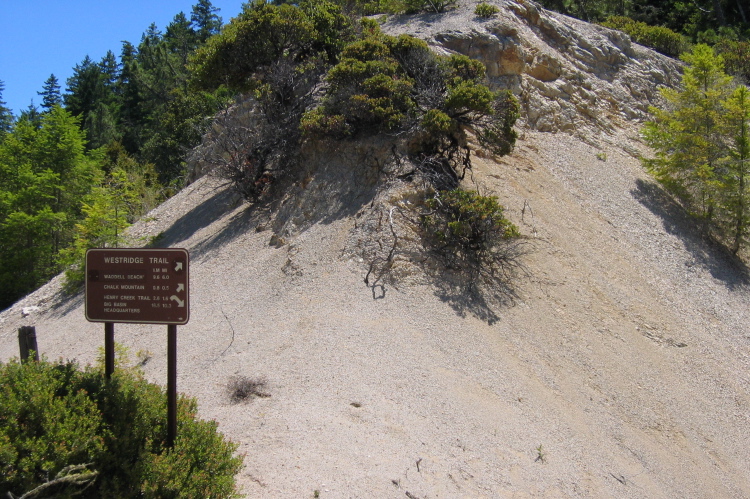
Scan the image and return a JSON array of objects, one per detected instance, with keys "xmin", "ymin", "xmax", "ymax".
[
  {"xmin": 601, "ymin": 16, "xmax": 688, "ymax": 57},
  {"xmin": 300, "ymin": 108, "xmax": 351, "ymax": 138},
  {"xmin": 322, "ymin": 37, "xmax": 416, "ymax": 132},
  {"xmin": 304, "ymin": 23, "xmax": 518, "ymax": 188},
  {"xmin": 0, "ymin": 361, "xmax": 105, "ymax": 496},
  {"xmin": 715, "ymin": 38, "xmax": 750, "ymax": 82},
  {"xmin": 0, "ymin": 358, "xmax": 242, "ymax": 498},
  {"xmin": 199, "ymin": 5, "xmax": 518, "ymax": 202},
  {"xmin": 421, "ymin": 109, "xmax": 455, "ymax": 134},
  {"xmin": 401, "ymin": 0, "xmax": 457, "ymax": 13},
  {"xmin": 422, "ymin": 189, "xmax": 521, "ymax": 283},
  {"xmin": 445, "ymin": 53, "xmax": 487, "ymax": 82},
  {"xmin": 475, "ymin": 2, "xmax": 499, "ymax": 18}
]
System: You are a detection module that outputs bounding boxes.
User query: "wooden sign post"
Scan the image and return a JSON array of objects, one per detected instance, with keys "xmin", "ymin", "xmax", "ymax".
[{"xmin": 85, "ymin": 248, "xmax": 190, "ymax": 447}]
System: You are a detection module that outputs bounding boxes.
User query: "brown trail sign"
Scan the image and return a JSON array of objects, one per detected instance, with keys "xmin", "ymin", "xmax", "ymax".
[
  {"xmin": 85, "ymin": 248, "xmax": 190, "ymax": 447},
  {"xmin": 85, "ymin": 248, "xmax": 189, "ymax": 325}
]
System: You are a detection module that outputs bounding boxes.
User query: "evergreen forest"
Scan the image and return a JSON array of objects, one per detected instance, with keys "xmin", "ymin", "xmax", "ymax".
[{"xmin": 0, "ymin": 0, "xmax": 748, "ymax": 311}]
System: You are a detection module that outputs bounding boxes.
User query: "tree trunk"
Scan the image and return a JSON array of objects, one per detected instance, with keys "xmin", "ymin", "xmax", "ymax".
[
  {"xmin": 712, "ymin": 0, "xmax": 727, "ymax": 26},
  {"xmin": 736, "ymin": 0, "xmax": 747, "ymax": 24},
  {"xmin": 733, "ymin": 173, "xmax": 744, "ymax": 254}
]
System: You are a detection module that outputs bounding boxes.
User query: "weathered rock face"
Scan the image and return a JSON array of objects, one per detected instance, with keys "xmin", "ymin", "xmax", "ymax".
[
  {"xmin": 384, "ymin": 0, "xmax": 682, "ymax": 142},
  {"xmin": 189, "ymin": 0, "xmax": 682, "ymax": 184}
]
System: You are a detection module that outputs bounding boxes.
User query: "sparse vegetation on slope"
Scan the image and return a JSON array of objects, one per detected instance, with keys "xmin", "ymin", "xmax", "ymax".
[
  {"xmin": 422, "ymin": 188, "xmax": 522, "ymax": 289},
  {"xmin": 475, "ymin": 2, "xmax": 500, "ymax": 18},
  {"xmin": 600, "ymin": 16, "xmax": 687, "ymax": 56},
  {"xmin": 190, "ymin": 3, "xmax": 521, "ymax": 298}
]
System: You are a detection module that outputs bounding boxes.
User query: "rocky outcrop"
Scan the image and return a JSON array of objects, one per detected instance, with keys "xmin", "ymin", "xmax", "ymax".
[{"xmin": 384, "ymin": 0, "xmax": 682, "ymax": 142}]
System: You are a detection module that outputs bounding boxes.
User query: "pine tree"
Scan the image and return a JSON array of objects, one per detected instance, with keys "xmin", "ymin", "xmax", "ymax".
[
  {"xmin": 644, "ymin": 44, "xmax": 750, "ymax": 253},
  {"xmin": 64, "ymin": 56, "xmax": 99, "ymax": 117},
  {"xmin": 166, "ymin": 12, "xmax": 199, "ymax": 69},
  {"xmin": 720, "ymin": 85, "xmax": 750, "ymax": 253},
  {"xmin": 38, "ymin": 74, "xmax": 62, "ymax": 111},
  {"xmin": 19, "ymin": 101, "xmax": 41, "ymax": 128},
  {"xmin": 65, "ymin": 54, "xmax": 122, "ymax": 149},
  {"xmin": 118, "ymin": 41, "xmax": 147, "ymax": 153},
  {"xmin": 0, "ymin": 80, "xmax": 14, "ymax": 136},
  {"xmin": 141, "ymin": 22, "xmax": 162, "ymax": 48},
  {"xmin": 0, "ymin": 107, "xmax": 98, "ymax": 308},
  {"xmin": 59, "ymin": 170, "xmax": 132, "ymax": 286},
  {"xmin": 99, "ymin": 50, "xmax": 120, "ymax": 91},
  {"xmin": 643, "ymin": 44, "xmax": 733, "ymax": 220},
  {"xmin": 191, "ymin": 0, "xmax": 223, "ymax": 42}
]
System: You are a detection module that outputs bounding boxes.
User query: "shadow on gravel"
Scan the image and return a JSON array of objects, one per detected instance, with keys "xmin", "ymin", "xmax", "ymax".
[
  {"xmin": 49, "ymin": 288, "xmax": 84, "ymax": 319},
  {"xmin": 631, "ymin": 178, "xmax": 750, "ymax": 290},
  {"xmin": 190, "ymin": 205, "xmax": 269, "ymax": 261},
  {"xmin": 433, "ymin": 280, "xmax": 503, "ymax": 325},
  {"xmin": 154, "ymin": 184, "xmax": 240, "ymax": 250}
]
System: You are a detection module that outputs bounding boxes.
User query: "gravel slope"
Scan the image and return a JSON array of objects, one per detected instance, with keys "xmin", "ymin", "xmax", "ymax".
[{"xmin": 2, "ymin": 127, "xmax": 750, "ymax": 498}]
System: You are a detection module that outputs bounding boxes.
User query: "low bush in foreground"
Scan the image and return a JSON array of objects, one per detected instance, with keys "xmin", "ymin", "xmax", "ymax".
[{"xmin": 0, "ymin": 358, "xmax": 242, "ymax": 498}]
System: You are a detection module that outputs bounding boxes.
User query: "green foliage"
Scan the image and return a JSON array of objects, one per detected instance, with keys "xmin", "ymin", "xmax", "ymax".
[
  {"xmin": 0, "ymin": 2, "xmax": 234, "ymax": 310},
  {"xmin": 0, "ymin": 107, "xmax": 99, "ymax": 309},
  {"xmin": 444, "ymin": 79, "xmax": 495, "ymax": 114},
  {"xmin": 421, "ymin": 109, "xmax": 454, "ymax": 134},
  {"xmin": 191, "ymin": 3, "xmax": 517, "ymax": 202},
  {"xmin": 321, "ymin": 36, "xmax": 416, "ymax": 131},
  {"xmin": 601, "ymin": 16, "xmax": 688, "ymax": 57},
  {"xmin": 475, "ymin": 2, "xmax": 500, "ymax": 18},
  {"xmin": 64, "ymin": 54, "xmax": 122, "ymax": 150},
  {"xmin": 401, "ymin": 0, "xmax": 457, "ymax": 13},
  {"xmin": 329, "ymin": 0, "xmax": 457, "ymax": 14},
  {"xmin": 0, "ymin": 80, "xmax": 13, "ymax": 137},
  {"xmin": 38, "ymin": 74, "xmax": 63, "ymax": 111},
  {"xmin": 717, "ymin": 84, "xmax": 750, "ymax": 253},
  {"xmin": 304, "ymin": 24, "xmax": 518, "ymax": 188},
  {"xmin": 299, "ymin": 107, "xmax": 351, "ymax": 137},
  {"xmin": 54, "ymin": 3, "xmax": 230, "ymax": 185},
  {"xmin": 0, "ymin": 357, "xmax": 242, "ymax": 498},
  {"xmin": 58, "ymin": 174, "xmax": 131, "ymax": 287},
  {"xmin": 190, "ymin": 3, "xmax": 314, "ymax": 91},
  {"xmin": 190, "ymin": 1, "xmax": 353, "ymax": 92},
  {"xmin": 422, "ymin": 188, "xmax": 521, "ymax": 285},
  {"xmin": 537, "ymin": 0, "xmax": 748, "ymax": 41},
  {"xmin": 141, "ymin": 89, "xmax": 229, "ymax": 184},
  {"xmin": 0, "ymin": 105, "xmax": 164, "ymax": 305},
  {"xmin": 0, "ymin": 360, "xmax": 105, "ymax": 496},
  {"xmin": 715, "ymin": 39, "xmax": 750, "ymax": 82},
  {"xmin": 643, "ymin": 44, "xmax": 750, "ymax": 253},
  {"xmin": 192, "ymin": 0, "xmax": 223, "ymax": 43},
  {"xmin": 644, "ymin": 44, "xmax": 732, "ymax": 209},
  {"xmin": 60, "ymin": 144, "xmax": 163, "ymax": 287}
]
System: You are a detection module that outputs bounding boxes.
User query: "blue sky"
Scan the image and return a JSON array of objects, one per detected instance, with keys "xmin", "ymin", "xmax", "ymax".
[{"xmin": 0, "ymin": 0, "xmax": 245, "ymax": 115}]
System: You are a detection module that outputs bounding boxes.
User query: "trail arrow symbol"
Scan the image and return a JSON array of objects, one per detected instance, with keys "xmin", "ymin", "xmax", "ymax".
[
  {"xmin": 174, "ymin": 261, "xmax": 183, "ymax": 272},
  {"xmin": 170, "ymin": 296, "xmax": 185, "ymax": 307},
  {"xmin": 176, "ymin": 283, "xmax": 184, "ymax": 293}
]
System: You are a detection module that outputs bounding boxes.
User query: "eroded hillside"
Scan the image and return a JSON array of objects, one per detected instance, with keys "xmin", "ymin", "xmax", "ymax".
[{"xmin": 2, "ymin": 1, "xmax": 750, "ymax": 497}]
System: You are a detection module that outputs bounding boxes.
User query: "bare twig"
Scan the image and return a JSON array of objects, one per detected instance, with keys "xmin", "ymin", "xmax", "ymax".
[
  {"xmin": 522, "ymin": 199, "xmax": 534, "ymax": 222},
  {"xmin": 219, "ymin": 308, "xmax": 236, "ymax": 357},
  {"xmin": 610, "ymin": 472, "xmax": 627, "ymax": 485},
  {"xmin": 10, "ymin": 464, "xmax": 98, "ymax": 499}
]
